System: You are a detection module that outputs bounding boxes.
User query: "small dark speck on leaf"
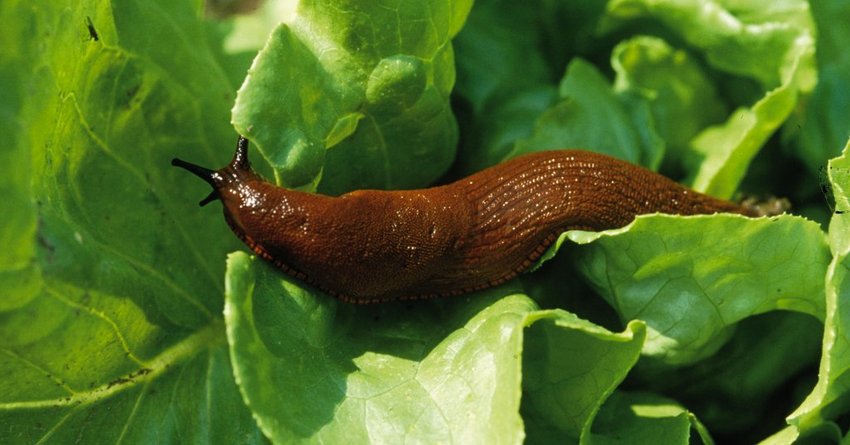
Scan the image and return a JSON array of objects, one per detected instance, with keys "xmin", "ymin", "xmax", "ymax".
[
  {"xmin": 125, "ymin": 84, "xmax": 140, "ymax": 100},
  {"xmin": 106, "ymin": 368, "xmax": 151, "ymax": 389},
  {"xmin": 37, "ymin": 232, "xmax": 55, "ymax": 254},
  {"xmin": 85, "ymin": 16, "xmax": 99, "ymax": 41},
  {"xmin": 107, "ymin": 377, "xmax": 131, "ymax": 389}
]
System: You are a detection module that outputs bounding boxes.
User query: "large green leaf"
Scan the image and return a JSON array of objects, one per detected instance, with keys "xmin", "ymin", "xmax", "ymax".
[
  {"xmin": 226, "ymin": 253, "xmax": 654, "ymax": 444},
  {"xmin": 0, "ymin": 0, "xmax": 262, "ymax": 442},
  {"xmin": 561, "ymin": 214, "xmax": 828, "ymax": 364},
  {"xmin": 789, "ymin": 140, "xmax": 850, "ymax": 433},
  {"xmin": 0, "ymin": 3, "xmax": 37, "ymax": 312},
  {"xmin": 231, "ymin": 0, "xmax": 472, "ymax": 194},
  {"xmin": 225, "ymin": 253, "xmax": 529, "ymax": 443}
]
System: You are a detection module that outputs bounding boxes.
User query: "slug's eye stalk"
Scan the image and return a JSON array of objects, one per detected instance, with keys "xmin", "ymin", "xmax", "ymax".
[
  {"xmin": 172, "ymin": 135, "xmax": 254, "ymax": 207},
  {"xmin": 232, "ymin": 135, "xmax": 250, "ymax": 171}
]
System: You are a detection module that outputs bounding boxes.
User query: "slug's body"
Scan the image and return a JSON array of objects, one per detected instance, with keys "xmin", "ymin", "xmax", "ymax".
[{"xmin": 173, "ymin": 136, "xmax": 758, "ymax": 303}]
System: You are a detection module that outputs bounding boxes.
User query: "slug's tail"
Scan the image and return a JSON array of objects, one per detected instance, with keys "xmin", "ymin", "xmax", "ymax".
[{"xmin": 171, "ymin": 135, "xmax": 253, "ymax": 207}]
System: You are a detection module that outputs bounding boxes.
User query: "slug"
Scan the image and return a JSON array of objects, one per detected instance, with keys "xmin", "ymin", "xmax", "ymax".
[{"xmin": 172, "ymin": 136, "xmax": 760, "ymax": 303}]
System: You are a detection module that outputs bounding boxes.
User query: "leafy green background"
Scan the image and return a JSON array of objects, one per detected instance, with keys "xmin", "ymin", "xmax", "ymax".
[{"xmin": 2, "ymin": 0, "xmax": 850, "ymax": 444}]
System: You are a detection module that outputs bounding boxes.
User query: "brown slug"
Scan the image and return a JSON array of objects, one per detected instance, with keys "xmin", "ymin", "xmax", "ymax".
[{"xmin": 172, "ymin": 136, "xmax": 760, "ymax": 303}]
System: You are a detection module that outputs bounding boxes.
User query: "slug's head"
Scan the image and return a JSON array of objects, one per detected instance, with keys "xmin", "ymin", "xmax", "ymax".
[{"xmin": 171, "ymin": 135, "xmax": 260, "ymax": 207}]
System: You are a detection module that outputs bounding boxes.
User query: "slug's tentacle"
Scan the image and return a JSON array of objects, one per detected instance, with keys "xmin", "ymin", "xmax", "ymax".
[
  {"xmin": 172, "ymin": 136, "xmax": 257, "ymax": 207},
  {"xmin": 232, "ymin": 135, "xmax": 251, "ymax": 172},
  {"xmin": 173, "ymin": 135, "xmax": 770, "ymax": 303},
  {"xmin": 170, "ymin": 158, "xmax": 221, "ymax": 207},
  {"xmin": 170, "ymin": 158, "xmax": 216, "ymax": 186}
]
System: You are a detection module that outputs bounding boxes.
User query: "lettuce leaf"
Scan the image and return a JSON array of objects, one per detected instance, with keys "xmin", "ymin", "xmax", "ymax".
[
  {"xmin": 785, "ymin": 0, "xmax": 850, "ymax": 175},
  {"xmin": 563, "ymin": 214, "xmax": 827, "ymax": 364},
  {"xmin": 788, "ymin": 140, "xmax": 850, "ymax": 434},
  {"xmin": 225, "ymin": 252, "xmax": 647, "ymax": 444},
  {"xmin": 0, "ymin": 0, "xmax": 262, "ymax": 442},
  {"xmin": 232, "ymin": 0, "xmax": 472, "ymax": 193}
]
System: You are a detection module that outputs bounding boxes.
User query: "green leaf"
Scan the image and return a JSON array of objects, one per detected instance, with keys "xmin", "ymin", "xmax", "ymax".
[
  {"xmin": 606, "ymin": 0, "xmax": 817, "ymax": 198},
  {"xmin": 514, "ymin": 59, "xmax": 664, "ymax": 169},
  {"xmin": 225, "ymin": 252, "xmax": 531, "ymax": 444},
  {"xmin": 226, "ymin": 253, "xmax": 651, "ymax": 444},
  {"xmin": 605, "ymin": 0, "xmax": 815, "ymax": 89},
  {"xmin": 0, "ymin": 6, "xmax": 37, "ymax": 312},
  {"xmin": 451, "ymin": 0, "xmax": 614, "ymax": 174},
  {"xmin": 450, "ymin": 0, "xmax": 558, "ymax": 172},
  {"xmin": 587, "ymin": 392, "xmax": 712, "ymax": 445},
  {"xmin": 789, "ymin": 139, "xmax": 850, "ymax": 433},
  {"xmin": 788, "ymin": 0, "xmax": 850, "ymax": 174},
  {"xmin": 0, "ymin": 0, "xmax": 262, "ymax": 442},
  {"xmin": 611, "ymin": 36, "xmax": 726, "ymax": 163},
  {"xmin": 628, "ymin": 312, "xmax": 822, "ymax": 440},
  {"xmin": 562, "ymin": 214, "xmax": 829, "ymax": 364},
  {"xmin": 521, "ymin": 315, "xmax": 646, "ymax": 443},
  {"xmin": 1, "ymin": 316, "xmax": 261, "ymax": 444},
  {"xmin": 232, "ymin": 0, "xmax": 473, "ymax": 194}
]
